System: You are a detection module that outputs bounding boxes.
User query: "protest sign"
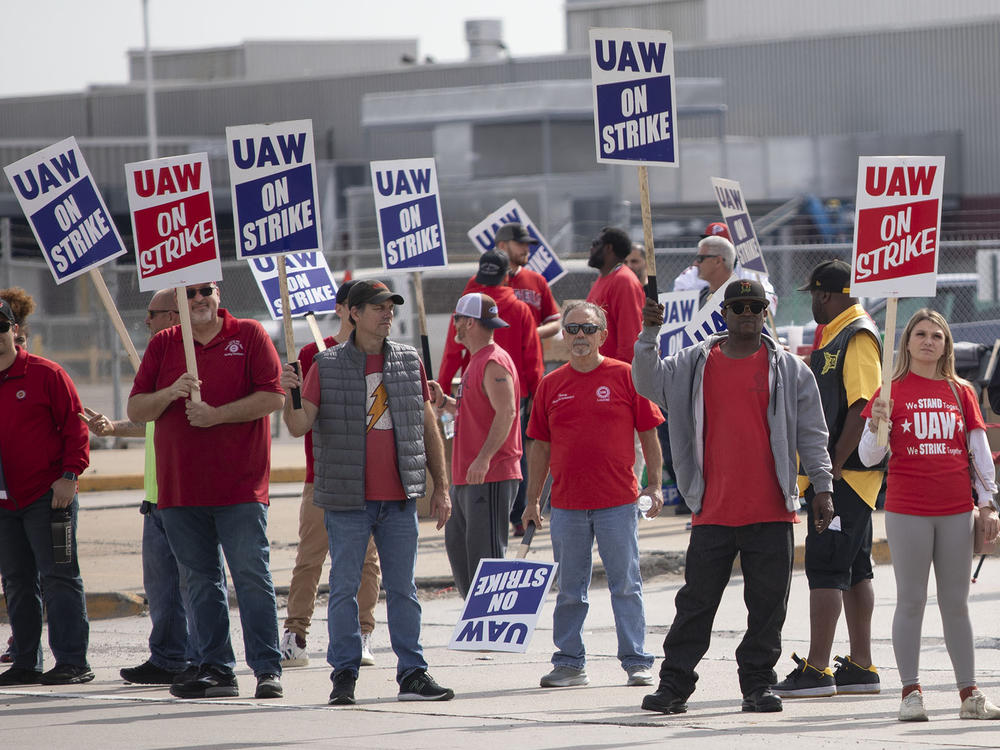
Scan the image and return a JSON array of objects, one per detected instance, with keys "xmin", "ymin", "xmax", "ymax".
[
  {"xmin": 710, "ymin": 177, "xmax": 767, "ymax": 274},
  {"xmin": 450, "ymin": 559, "xmax": 557, "ymax": 653},
  {"xmin": 850, "ymin": 156, "xmax": 944, "ymax": 299},
  {"xmin": 125, "ymin": 152, "xmax": 222, "ymax": 292},
  {"xmin": 4, "ymin": 137, "xmax": 127, "ymax": 284},
  {"xmin": 467, "ymin": 199, "xmax": 566, "ymax": 285},
  {"xmin": 683, "ymin": 285, "xmax": 728, "ymax": 345},
  {"xmin": 656, "ymin": 290, "xmax": 700, "ymax": 356},
  {"xmin": 227, "ymin": 119, "xmax": 322, "ymax": 260},
  {"xmin": 370, "ymin": 158, "xmax": 448, "ymax": 272},
  {"xmin": 247, "ymin": 250, "xmax": 338, "ymax": 320},
  {"xmin": 589, "ymin": 28, "xmax": 678, "ymax": 167}
]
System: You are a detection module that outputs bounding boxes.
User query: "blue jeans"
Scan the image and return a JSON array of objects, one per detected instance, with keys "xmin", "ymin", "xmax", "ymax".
[
  {"xmin": 161, "ymin": 503, "xmax": 281, "ymax": 676},
  {"xmin": 325, "ymin": 500, "xmax": 425, "ymax": 682},
  {"xmin": 142, "ymin": 504, "xmax": 198, "ymax": 670},
  {"xmin": 0, "ymin": 492, "xmax": 89, "ymax": 670},
  {"xmin": 549, "ymin": 503, "xmax": 653, "ymax": 672}
]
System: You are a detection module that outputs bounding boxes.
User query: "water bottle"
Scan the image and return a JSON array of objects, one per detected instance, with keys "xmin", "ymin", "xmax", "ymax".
[
  {"xmin": 637, "ymin": 494, "xmax": 653, "ymax": 521},
  {"xmin": 440, "ymin": 411, "xmax": 455, "ymax": 440},
  {"xmin": 51, "ymin": 507, "xmax": 73, "ymax": 564}
]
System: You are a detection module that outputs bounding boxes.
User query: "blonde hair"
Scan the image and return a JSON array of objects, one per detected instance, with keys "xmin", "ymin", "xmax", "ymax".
[{"xmin": 892, "ymin": 307, "xmax": 967, "ymax": 385}]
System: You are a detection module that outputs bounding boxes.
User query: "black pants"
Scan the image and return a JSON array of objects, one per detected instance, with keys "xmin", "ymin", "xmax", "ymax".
[{"xmin": 657, "ymin": 522, "xmax": 794, "ymax": 698}]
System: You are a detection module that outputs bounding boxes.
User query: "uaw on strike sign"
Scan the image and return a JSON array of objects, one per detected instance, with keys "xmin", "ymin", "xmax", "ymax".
[
  {"xmin": 125, "ymin": 153, "xmax": 222, "ymax": 291},
  {"xmin": 589, "ymin": 28, "xmax": 678, "ymax": 166},
  {"xmin": 370, "ymin": 158, "xmax": 447, "ymax": 272},
  {"xmin": 851, "ymin": 156, "xmax": 945, "ymax": 298}
]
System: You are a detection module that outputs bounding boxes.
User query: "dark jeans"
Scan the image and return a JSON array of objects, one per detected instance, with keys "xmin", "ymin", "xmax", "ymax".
[
  {"xmin": 509, "ymin": 398, "xmax": 529, "ymax": 526},
  {"xmin": 0, "ymin": 492, "xmax": 89, "ymax": 670},
  {"xmin": 657, "ymin": 522, "xmax": 793, "ymax": 698}
]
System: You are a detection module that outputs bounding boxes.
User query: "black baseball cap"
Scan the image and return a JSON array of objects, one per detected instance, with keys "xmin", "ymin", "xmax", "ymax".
[
  {"xmin": 475, "ymin": 250, "xmax": 510, "ymax": 286},
  {"xmin": 798, "ymin": 259, "xmax": 852, "ymax": 294},
  {"xmin": 0, "ymin": 299, "xmax": 15, "ymax": 324},
  {"xmin": 723, "ymin": 278, "xmax": 768, "ymax": 304},
  {"xmin": 347, "ymin": 279, "xmax": 404, "ymax": 308},
  {"xmin": 495, "ymin": 222, "xmax": 539, "ymax": 245},
  {"xmin": 335, "ymin": 279, "xmax": 358, "ymax": 305}
]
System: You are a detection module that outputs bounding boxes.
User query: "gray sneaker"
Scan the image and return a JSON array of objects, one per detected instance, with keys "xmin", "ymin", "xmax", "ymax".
[
  {"xmin": 540, "ymin": 665, "xmax": 588, "ymax": 687},
  {"xmin": 626, "ymin": 666, "xmax": 654, "ymax": 686}
]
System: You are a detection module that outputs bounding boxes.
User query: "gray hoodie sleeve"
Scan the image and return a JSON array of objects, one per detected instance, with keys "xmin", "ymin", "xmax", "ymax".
[
  {"xmin": 632, "ymin": 325, "xmax": 673, "ymax": 410},
  {"xmin": 792, "ymin": 357, "xmax": 835, "ymax": 495}
]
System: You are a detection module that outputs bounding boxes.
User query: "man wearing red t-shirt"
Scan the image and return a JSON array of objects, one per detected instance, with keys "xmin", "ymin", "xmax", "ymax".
[
  {"xmin": 279, "ymin": 280, "xmax": 382, "ymax": 669},
  {"xmin": 128, "ymin": 282, "xmax": 285, "ymax": 701},
  {"xmin": 633, "ymin": 279, "xmax": 834, "ymax": 716},
  {"xmin": 523, "ymin": 301, "xmax": 663, "ymax": 689},
  {"xmin": 585, "ymin": 226, "xmax": 645, "ymax": 364},
  {"xmin": 431, "ymin": 293, "xmax": 521, "ymax": 597},
  {"xmin": 495, "ymin": 222, "xmax": 561, "ymax": 339},
  {"xmin": 0, "ymin": 298, "xmax": 92, "ymax": 687}
]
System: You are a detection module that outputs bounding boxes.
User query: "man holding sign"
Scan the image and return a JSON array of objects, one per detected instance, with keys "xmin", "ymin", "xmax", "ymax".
[
  {"xmin": 633, "ymin": 279, "xmax": 833, "ymax": 715},
  {"xmin": 523, "ymin": 301, "xmax": 663, "ymax": 689},
  {"xmin": 128, "ymin": 282, "xmax": 286, "ymax": 700}
]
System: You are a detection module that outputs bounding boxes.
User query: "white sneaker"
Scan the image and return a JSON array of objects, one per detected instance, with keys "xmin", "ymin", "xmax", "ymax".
[
  {"xmin": 279, "ymin": 631, "xmax": 308, "ymax": 668},
  {"xmin": 360, "ymin": 632, "xmax": 375, "ymax": 667},
  {"xmin": 960, "ymin": 689, "xmax": 1000, "ymax": 719},
  {"xmin": 626, "ymin": 666, "xmax": 654, "ymax": 687},
  {"xmin": 539, "ymin": 665, "xmax": 588, "ymax": 687},
  {"xmin": 899, "ymin": 690, "xmax": 928, "ymax": 722}
]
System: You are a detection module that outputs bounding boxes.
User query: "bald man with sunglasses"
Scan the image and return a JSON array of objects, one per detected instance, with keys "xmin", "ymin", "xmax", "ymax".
[{"xmin": 632, "ymin": 278, "xmax": 833, "ymax": 716}]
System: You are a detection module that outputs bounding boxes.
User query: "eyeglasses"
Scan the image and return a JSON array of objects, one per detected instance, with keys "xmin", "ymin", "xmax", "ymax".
[
  {"xmin": 693, "ymin": 254, "xmax": 720, "ymax": 264},
  {"xmin": 564, "ymin": 323, "xmax": 602, "ymax": 335},
  {"xmin": 186, "ymin": 286, "xmax": 216, "ymax": 299},
  {"xmin": 725, "ymin": 301, "xmax": 767, "ymax": 315},
  {"xmin": 147, "ymin": 309, "xmax": 177, "ymax": 317},
  {"xmin": 0, "ymin": 321, "xmax": 11, "ymax": 333}
]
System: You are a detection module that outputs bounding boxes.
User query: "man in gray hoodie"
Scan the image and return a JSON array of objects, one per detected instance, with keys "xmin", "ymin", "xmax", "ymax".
[{"xmin": 632, "ymin": 278, "xmax": 834, "ymax": 716}]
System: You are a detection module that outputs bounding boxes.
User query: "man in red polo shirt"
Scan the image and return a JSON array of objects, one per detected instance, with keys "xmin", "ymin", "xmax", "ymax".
[
  {"xmin": 585, "ymin": 226, "xmax": 645, "ymax": 364},
  {"xmin": 128, "ymin": 282, "xmax": 285, "ymax": 701},
  {"xmin": 494, "ymin": 222, "xmax": 561, "ymax": 339}
]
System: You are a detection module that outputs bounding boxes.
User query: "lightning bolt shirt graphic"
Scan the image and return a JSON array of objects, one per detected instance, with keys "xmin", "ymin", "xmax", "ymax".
[{"xmin": 365, "ymin": 372, "xmax": 393, "ymax": 432}]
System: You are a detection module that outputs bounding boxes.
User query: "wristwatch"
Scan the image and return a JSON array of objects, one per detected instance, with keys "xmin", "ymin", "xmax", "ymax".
[{"xmin": 61, "ymin": 471, "xmax": 78, "ymax": 482}]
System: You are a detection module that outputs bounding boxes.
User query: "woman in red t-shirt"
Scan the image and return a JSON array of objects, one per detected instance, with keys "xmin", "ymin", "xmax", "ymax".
[{"xmin": 860, "ymin": 309, "xmax": 1000, "ymax": 722}]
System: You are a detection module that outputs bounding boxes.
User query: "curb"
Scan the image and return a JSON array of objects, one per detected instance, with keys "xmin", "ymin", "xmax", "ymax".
[
  {"xmin": 0, "ymin": 592, "xmax": 146, "ymax": 623},
  {"xmin": 79, "ymin": 467, "xmax": 306, "ymax": 493}
]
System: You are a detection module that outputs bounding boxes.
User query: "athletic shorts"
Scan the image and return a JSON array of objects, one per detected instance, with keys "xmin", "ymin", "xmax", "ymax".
[{"xmin": 804, "ymin": 478, "xmax": 873, "ymax": 590}]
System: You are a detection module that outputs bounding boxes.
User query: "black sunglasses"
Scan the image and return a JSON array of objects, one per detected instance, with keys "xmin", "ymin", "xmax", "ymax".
[
  {"xmin": 0, "ymin": 321, "xmax": 11, "ymax": 333},
  {"xmin": 147, "ymin": 309, "xmax": 178, "ymax": 317},
  {"xmin": 725, "ymin": 301, "xmax": 767, "ymax": 315},
  {"xmin": 564, "ymin": 323, "xmax": 602, "ymax": 335},
  {"xmin": 186, "ymin": 286, "xmax": 216, "ymax": 299},
  {"xmin": 693, "ymin": 254, "xmax": 720, "ymax": 264}
]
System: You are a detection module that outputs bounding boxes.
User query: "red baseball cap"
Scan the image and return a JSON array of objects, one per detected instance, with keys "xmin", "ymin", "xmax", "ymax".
[{"xmin": 700, "ymin": 222, "xmax": 731, "ymax": 241}]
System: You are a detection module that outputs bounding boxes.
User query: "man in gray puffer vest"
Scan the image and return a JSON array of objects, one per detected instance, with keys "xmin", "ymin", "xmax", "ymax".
[{"xmin": 280, "ymin": 279, "xmax": 453, "ymax": 706}]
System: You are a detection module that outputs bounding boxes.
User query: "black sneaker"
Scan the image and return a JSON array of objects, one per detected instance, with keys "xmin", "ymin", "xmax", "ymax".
[
  {"xmin": 397, "ymin": 669, "xmax": 454, "ymax": 701},
  {"xmin": 0, "ymin": 666, "xmax": 44, "ymax": 685},
  {"xmin": 255, "ymin": 673, "xmax": 283, "ymax": 699},
  {"xmin": 833, "ymin": 655, "xmax": 881, "ymax": 695},
  {"xmin": 120, "ymin": 659, "xmax": 183, "ymax": 685},
  {"xmin": 742, "ymin": 686, "xmax": 783, "ymax": 713},
  {"xmin": 641, "ymin": 684, "xmax": 688, "ymax": 714},
  {"xmin": 172, "ymin": 665, "xmax": 199, "ymax": 685},
  {"xmin": 40, "ymin": 664, "xmax": 95, "ymax": 685},
  {"xmin": 329, "ymin": 669, "xmax": 357, "ymax": 706},
  {"xmin": 169, "ymin": 665, "xmax": 238, "ymax": 699},
  {"xmin": 773, "ymin": 653, "xmax": 835, "ymax": 698}
]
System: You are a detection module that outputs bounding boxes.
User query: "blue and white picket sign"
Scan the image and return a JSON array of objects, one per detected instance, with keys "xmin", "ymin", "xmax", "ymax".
[
  {"xmin": 657, "ymin": 290, "xmax": 700, "ymax": 356},
  {"xmin": 4, "ymin": 137, "xmax": 126, "ymax": 284},
  {"xmin": 589, "ymin": 28, "xmax": 678, "ymax": 167},
  {"xmin": 370, "ymin": 157, "xmax": 448, "ymax": 272},
  {"xmin": 466, "ymin": 199, "xmax": 567, "ymax": 284},
  {"xmin": 449, "ymin": 559, "xmax": 557, "ymax": 653},
  {"xmin": 710, "ymin": 177, "xmax": 768, "ymax": 275},
  {"xmin": 227, "ymin": 119, "xmax": 323, "ymax": 260},
  {"xmin": 247, "ymin": 251, "xmax": 338, "ymax": 320}
]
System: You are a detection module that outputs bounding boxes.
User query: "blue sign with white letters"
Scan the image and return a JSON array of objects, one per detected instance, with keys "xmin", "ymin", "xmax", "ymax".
[
  {"xmin": 467, "ymin": 199, "xmax": 567, "ymax": 285},
  {"xmin": 370, "ymin": 158, "xmax": 448, "ymax": 272},
  {"xmin": 247, "ymin": 251, "xmax": 338, "ymax": 320}
]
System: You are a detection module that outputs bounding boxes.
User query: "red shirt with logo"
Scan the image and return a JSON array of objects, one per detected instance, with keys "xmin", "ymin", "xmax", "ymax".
[
  {"xmin": 862, "ymin": 372, "xmax": 984, "ymax": 516},
  {"xmin": 528, "ymin": 358, "xmax": 662, "ymax": 510},
  {"xmin": 0, "ymin": 348, "xmax": 89, "ymax": 508},
  {"xmin": 452, "ymin": 343, "xmax": 522, "ymax": 485},
  {"xmin": 298, "ymin": 336, "xmax": 338, "ymax": 484},
  {"xmin": 303, "ymin": 352, "xmax": 431, "ymax": 501},
  {"xmin": 586, "ymin": 265, "xmax": 645, "ymax": 363},
  {"xmin": 697, "ymin": 344, "xmax": 794, "ymax": 526},
  {"xmin": 509, "ymin": 267, "xmax": 560, "ymax": 326},
  {"xmin": 129, "ymin": 309, "xmax": 283, "ymax": 509}
]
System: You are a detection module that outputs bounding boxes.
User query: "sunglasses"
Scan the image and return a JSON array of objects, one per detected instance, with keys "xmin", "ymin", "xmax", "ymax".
[
  {"xmin": 564, "ymin": 323, "xmax": 602, "ymax": 335},
  {"xmin": 725, "ymin": 301, "xmax": 767, "ymax": 315},
  {"xmin": 147, "ymin": 309, "xmax": 177, "ymax": 317},
  {"xmin": 693, "ymin": 254, "xmax": 720, "ymax": 264},
  {"xmin": 0, "ymin": 321, "xmax": 11, "ymax": 333},
  {"xmin": 186, "ymin": 286, "xmax": 216, "ymax": 299}
]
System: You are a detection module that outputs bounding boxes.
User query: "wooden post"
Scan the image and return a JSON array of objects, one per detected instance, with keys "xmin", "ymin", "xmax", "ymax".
[
  {"xmin": 175, "ymin": 287, "xmax": 201, "ymax": 403},
  {"xmin": 638, "ymin": 165, "xmax": 657, "ymax": 299},
  {"xmin": 877, "ymin": 297, "xmax": 898, "ymax": 446},
  {"xmin": 277, "ymin": 258, "xmax": 302, "ymax": 409},
  {"xmin": 88, "ymin": 268, "xmax": 141, "ymax": 372},
  {"xmin": 305, "ymin": 311, "xmax": 327, "ymax": 352},
  {"xmin": 411, "ymin": 271, "xmax": 434, "ymax": 380}
]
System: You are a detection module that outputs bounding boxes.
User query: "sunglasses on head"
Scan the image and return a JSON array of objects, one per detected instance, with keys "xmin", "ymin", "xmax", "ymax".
[
  {"xmin": 186, "ymin": 286, "xmax": 216, "ymax": 299},
  {"xmin": 564, "ymin": 323, "xmax": 602, "ymax": 335},
  {"xmin": 725, "ymin": 301, "xmax": 767, "ymax": 315},
  {"xmin": 0, "ymin": 321, "xmax": 11, "ymax": 333}
]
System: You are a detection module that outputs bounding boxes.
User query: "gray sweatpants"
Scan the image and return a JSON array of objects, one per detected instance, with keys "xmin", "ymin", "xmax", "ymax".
[
  {"xmin": 885, "ymin": 510, "xmax": 976, "ymax": 689},
  {"xmin": 445, "ymin": 479, "xmax": 519, "ymax": 598}
]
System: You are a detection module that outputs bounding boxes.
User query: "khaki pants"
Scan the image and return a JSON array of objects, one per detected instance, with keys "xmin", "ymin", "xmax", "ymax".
[{"xmin": 283, "ymin": 483, "xmax": 381, "ymax": 638}]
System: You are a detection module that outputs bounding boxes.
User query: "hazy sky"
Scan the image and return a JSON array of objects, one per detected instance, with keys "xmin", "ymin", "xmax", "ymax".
[{"xmin": 0, "ymin": 0, "xmax": 566, "ymax": 98}]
